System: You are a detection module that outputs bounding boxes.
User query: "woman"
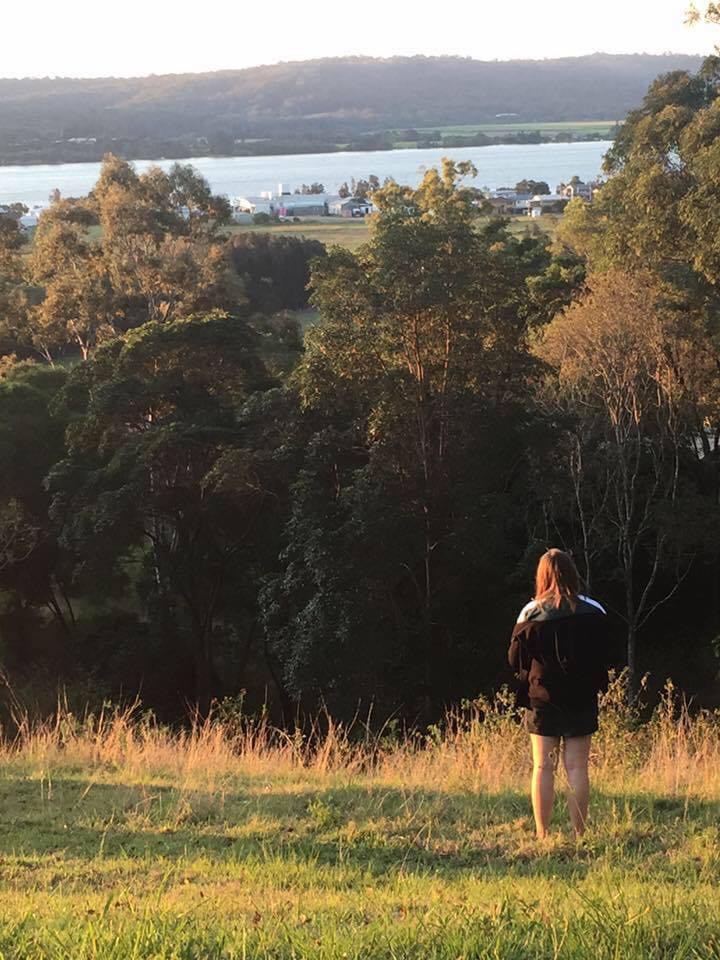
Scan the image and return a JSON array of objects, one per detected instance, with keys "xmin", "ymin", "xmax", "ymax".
[{"xmin": 508, "ymin": 548, "xmax": 609, "ymax": 839}]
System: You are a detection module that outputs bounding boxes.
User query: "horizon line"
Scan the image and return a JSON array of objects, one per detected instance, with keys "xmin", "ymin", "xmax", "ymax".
[{"xmin": 0, "ymin": 49, "xmax": 708, "ymax": 83}]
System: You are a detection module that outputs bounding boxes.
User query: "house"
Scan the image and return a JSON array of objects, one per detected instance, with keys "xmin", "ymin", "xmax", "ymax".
[
  {"xmin": 557, "ymin": 179, "xmax": 595, "ymax": 201},
  {"xmin": 510, "ymin": 193, "xmax": 534, "ymax": 213},
  {"xmin": 327, "ymin": 198, "xmax": 374, "ymax": 218},
  {"xmin": 486, "ymin": 196, "xmax": 515, "ymax": 215},
  {"xmin": 527, "ymin": 194, "xmax": 568, "ymax": 216}
]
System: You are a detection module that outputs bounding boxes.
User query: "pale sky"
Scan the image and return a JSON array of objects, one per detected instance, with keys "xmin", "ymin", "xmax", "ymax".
[{"xmin": 3, "ymin": 0, "xmax": 717, "ymax": 78}]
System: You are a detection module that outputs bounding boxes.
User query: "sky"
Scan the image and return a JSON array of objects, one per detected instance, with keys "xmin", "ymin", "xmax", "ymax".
[{"xmin": 3, "ymin": 0, "xmax": 717, "ymax": 78}]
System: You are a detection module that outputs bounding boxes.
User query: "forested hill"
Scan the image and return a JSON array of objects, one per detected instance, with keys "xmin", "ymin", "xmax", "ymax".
[{"xmin": 0, "ymin": 53, "xmax": 704, "ymax": 164}]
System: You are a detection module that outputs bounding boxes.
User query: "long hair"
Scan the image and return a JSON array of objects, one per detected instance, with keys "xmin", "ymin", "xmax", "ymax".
[{"xmin": 534, "ymin": 548, "xmax": 580, "ymax": 610}]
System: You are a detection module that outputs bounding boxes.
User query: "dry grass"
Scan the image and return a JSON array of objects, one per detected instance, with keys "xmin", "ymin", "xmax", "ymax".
[{"xmin": 4, "ymin": 673, "xmax": 719, "ymax": 800}]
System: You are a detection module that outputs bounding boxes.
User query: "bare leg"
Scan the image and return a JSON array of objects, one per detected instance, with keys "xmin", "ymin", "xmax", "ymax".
[
  {"xmin": 530, "ymin": 734, "xmax": 560, "ymax": 839},
  {"xmin": 563, "ymin": 735, "xmax": 591, "ymax": 837}
]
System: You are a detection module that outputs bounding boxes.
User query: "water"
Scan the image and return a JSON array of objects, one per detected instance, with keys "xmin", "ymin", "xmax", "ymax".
[{"xmin": 0, "ymin": 141, "xmax": 612, "ymax": 208}]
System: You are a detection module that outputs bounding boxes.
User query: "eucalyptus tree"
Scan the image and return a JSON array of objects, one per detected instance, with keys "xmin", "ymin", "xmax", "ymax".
[
  {"xmin": 49, "ymin": 312, "xmax": 278, "ymax": 714},
  {"xmin": 5, "ymin": 156, "xmax": 245, "ymax": 363},
  {"xmin": 264, "ymin": 161, "xmax": 548, "ymax": 717},
  {"xmin": 537, "ymin": 272, "xmax": 713, "ymax": 688}
]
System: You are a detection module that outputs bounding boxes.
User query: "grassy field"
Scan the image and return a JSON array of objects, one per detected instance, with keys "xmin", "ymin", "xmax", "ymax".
[
  {"xmin": 1, "ymin": 678, "xmax": 720, "ymax": 958},
  {"xmin": 418, "ymin": 121, "xmax": 619, "ymax": 138},
  {"xmin": 225, "ymin": 219, "xmax": 371, "ymax": 251},
  {"xmin": 226, "ymin": 214, "xmax": 558, "ymax": 252}
]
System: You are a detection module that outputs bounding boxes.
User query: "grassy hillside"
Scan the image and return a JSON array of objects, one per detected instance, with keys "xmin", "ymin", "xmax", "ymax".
[
  {"xmin": 0, "ymin": 54, "xmax": 702, "ymax": 164},
  {"xmin": 2, "ymin": 678, "xmax": 720, "ymax": 958}
]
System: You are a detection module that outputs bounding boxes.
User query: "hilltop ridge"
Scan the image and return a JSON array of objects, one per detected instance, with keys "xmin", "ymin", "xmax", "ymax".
[{"xmin": 0, "ymin": 53, "xmax": 704, "ymax": 164}]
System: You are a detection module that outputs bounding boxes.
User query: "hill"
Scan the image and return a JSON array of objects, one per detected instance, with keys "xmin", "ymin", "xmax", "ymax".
[
  {"xmin": 1, "ymin": 686, "xmax": 719, "ymax": 958},
  {"xmin": 0, "ymin": 53, "xmax": 705, "ymax": 165}
]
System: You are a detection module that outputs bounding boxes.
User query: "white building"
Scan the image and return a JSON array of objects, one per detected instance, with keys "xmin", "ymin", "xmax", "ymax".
[
  {"xmin": 233, "ymin": 188, "xmax": 336, "ymax": 218},
  {"xmin": 327, "ymin": 198, "xmax": 374, "ymax": 218}
]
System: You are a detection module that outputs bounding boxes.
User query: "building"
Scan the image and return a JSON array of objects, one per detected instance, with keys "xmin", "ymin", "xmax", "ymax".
[
  {"xmin": 527, "ymin": 194, "xmax": 568, "ymax": 216},
  {"xmin": 486, "ymin": 196, "xmax": 515, "ymax": 215},
  {"xmin": 277, "ymin": 195, "xmax": 329, "ymax": 217},
  {"xmin": 327, "ymin": 198, "xmax": 374, "ymax": 218},
  {"xmin": 557, "ymin": 179, "xmax": 595, "ymax": 201},
  {"xmin": 233, "ymin": 188, "xmax": 335, "ymax": 218}
]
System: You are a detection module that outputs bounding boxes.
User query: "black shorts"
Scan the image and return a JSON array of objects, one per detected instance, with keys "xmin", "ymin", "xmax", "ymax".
[{"xmin": 525, "ymin": 700, "xmax": 598, "ymax": 738}]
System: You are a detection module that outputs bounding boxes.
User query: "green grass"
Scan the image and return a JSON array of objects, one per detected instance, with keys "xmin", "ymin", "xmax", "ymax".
[
  {"xmin": 418, "ymin": 120, "xmax": 619, "ymax": 137},
  {"xmin": 225, "ymin": 219, "xmax": 370, "ymax": 250},
  {"xmin": 3, "ymin": 767, "xmax": 720, "ymax": 958},
  {"xmin": 1, "ymin": 681, "xmax": 720, "ymax": 957},
  {"xmin": 227, "ymin": 214, "xmax": 557, "ymax": 252}
]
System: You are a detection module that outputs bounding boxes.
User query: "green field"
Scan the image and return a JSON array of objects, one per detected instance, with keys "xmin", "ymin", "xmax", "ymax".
[
  {"xmin": 419, "ymin": 120, "xmax": 619, "ymax": 137},
  {"xmin": 2, "ymin": 682, "xmax": 720, "ymax": 958},
  {"xmin": 227, "ymin": 214, "xmax": 558, "ymax": 252},
  {"xmin": 226, "ymin": 219, "xmax": 371, "ymax": 251}
]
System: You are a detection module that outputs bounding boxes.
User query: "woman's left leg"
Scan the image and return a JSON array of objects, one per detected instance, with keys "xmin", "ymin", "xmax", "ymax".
[{"xmin": 563, "ymin": 734, "xmax": 592, "ymax": 837}]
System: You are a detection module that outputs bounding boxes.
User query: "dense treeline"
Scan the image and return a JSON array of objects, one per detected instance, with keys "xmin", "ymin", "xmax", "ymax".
[
  {"xmin": 1, "ymin": 56, "xmax": 720, "ymax": 724},
  {"xmin": 0, "ymin": 54, "xmax": 701, "ymax": 165}
]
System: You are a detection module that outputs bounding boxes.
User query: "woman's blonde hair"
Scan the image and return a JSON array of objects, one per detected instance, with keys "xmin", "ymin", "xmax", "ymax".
[{"xmin": 534, "ymin": 548, "xmax": 580, "ymax": 609}]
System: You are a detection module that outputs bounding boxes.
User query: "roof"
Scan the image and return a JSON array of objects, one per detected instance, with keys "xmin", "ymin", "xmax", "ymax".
[{"xmin": 329, "ymin": 197, "xmax": 372, "ymax": 206}]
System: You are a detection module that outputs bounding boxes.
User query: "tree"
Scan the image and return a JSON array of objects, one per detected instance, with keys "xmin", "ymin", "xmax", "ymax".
[
  {"xmin": 516, "ymin": 179, "xmax": 550, "ymax": 195},
  {"xmin": 0, "ymin": 362, "xmax": 73, "ymax": 644},
  {"xmin": 92, "ymin": 156, "xmax": 241, "ymax": 329},
  {"xmin": 0, "ymin": 210, "xmax": 30, "ymax": 357},
  {"xmin": 265, "ymin": 160, "xmax": 547, "ymax": 716},
  {"xmin": 228, "ymin": 233, "xmax": 325, "ymax": 313},
  {"xmin": 9, "ymin": 156, "xmax": 245, "ymax": 362},
  {"xmin": 556, "ymin": 61, "xmax": 720, "ymax": 465},
  {"xmin": 338, "ymin": 182, "xmax": 350, "ymax": 199},
  {"xmin": 49, "ymin": 312, "xmax": 278, "ymax": 714},
  {"xmin": 26, "ymin": 203, "xmax": 114, "ymax": 361},
  {"xmin": 537, "ymin": 272, "xmax": 709, "ymax": 689},
  {"xmin": 687, "ymin": 3, "xmax": 720, "ymax": 24}
]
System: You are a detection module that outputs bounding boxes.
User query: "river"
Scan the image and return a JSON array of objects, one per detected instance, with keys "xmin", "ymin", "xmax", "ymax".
[{"xmin": 0, "ymin": 141, "xmax": 612, "ymax": 208}]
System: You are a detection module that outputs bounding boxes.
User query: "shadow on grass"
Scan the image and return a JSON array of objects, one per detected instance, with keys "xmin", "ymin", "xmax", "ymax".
[{"xmin": 1, "ymin": 776, "xmax": 718, "ymax": 882}]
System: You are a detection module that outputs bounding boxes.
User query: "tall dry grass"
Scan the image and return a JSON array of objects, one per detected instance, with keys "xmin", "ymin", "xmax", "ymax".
[{"xmin": 2, "ymin": 672, "xmax": 720, "ymax": 799}]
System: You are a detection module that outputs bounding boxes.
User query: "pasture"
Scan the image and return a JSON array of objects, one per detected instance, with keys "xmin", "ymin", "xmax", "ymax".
[
  {"xmin": 226, "ymin": 213, "xmax": 558, "ymax": 252},
  {"xmin": 1, "ymin": 679, "xmax": 719, "ymax": 958},
  {"xmin": 417, "ymin": 120, "xmax": 618, "ymax": 138}
]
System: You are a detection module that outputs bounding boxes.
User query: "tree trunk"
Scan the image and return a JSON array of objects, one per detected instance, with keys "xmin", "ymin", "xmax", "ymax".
[
  {"xmin": 263, "ymin": 639, "xmax": 296, "ymax": 728},
  {"xmin": 626, "ymin": 621, "xmax": 637, "ymax": 699},
  {"xmin": 422, "ymin": 506, "xmax": 433, "ymax": 724},
  {"xmin": 191, "ymin": 613, "xmax": 213, "ymax": 718}
]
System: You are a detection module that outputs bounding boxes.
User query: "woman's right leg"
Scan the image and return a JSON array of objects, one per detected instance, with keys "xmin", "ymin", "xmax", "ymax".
[
  {"xmin": 530, "ymin": 734, "xmax": 560, "ymax": 839},
  {"xmin": 563, "ymin": 734, "xmax": 591, "ymax": 837}
]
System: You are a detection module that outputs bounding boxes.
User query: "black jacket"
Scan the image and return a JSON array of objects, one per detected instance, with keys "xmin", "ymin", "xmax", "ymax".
[{"xmin": 508, "ymin": 595, "xmax": 610, "ymax": 710}]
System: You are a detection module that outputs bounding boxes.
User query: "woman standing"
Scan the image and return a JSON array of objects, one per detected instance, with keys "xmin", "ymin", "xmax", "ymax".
[{"xmin": 508, "ymin": 549, "xmax": 609, "ymax": 839}]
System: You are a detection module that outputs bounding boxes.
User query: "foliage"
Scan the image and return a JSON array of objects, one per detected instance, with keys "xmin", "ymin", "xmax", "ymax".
[
  {"xmin": 262, "ymin": 160, "xmax": 553, "ymax": 716},
  {"xmin": 536, "ymin": 272, "xmax": 717, "ymax": 686},
  {"xmin": 515, "ymin": 179, "xmax": 550, "ymax": 194},
  {"xmin": 0, "ymin": 362, "xmax": 72, "ymax": 652},
  {"xmin": 228, "ymin": 232, "xmax": 325, "ymax": 313},
  {"xmin": 47, "ymin": 312, "xmax": 279, "ymax": 714},
  {"xmin": 1, "ymin": 156, "xmax": 244, "ymax": 362},
  {"xmin": 1, "ymin": 131, "xmax": 720, "ymax": 720}
]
